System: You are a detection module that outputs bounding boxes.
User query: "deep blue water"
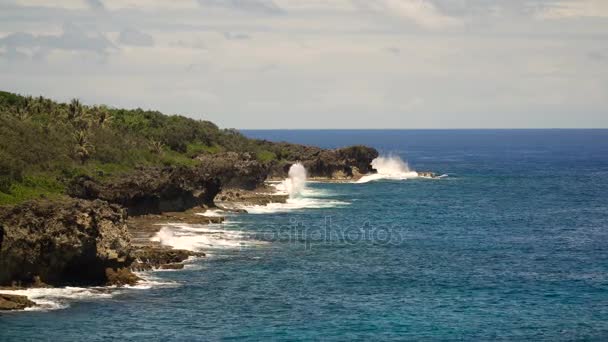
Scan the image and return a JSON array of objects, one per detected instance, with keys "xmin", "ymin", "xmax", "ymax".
[{"xmin": 2, "ymin": 130, "xmax": 608, "ymax": 341}]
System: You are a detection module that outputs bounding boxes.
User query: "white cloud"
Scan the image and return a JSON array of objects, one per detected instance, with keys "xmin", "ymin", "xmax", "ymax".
[
  {"xmin": 0, "ymin": 0, "xmax": 606, "ymax": 128},
  {"xmin": 538, "ymin": 0, "xmax": 608, "ymax": 19},
  {"xmin": 381, "ymin": 0, "xmax": 463, "ymax": 29}
]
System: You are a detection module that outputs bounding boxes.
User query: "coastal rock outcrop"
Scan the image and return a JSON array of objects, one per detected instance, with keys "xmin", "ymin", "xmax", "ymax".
[
  {"xmin": 130, "ymin": 247, "xmax": 204, "ymax": 271},
  {"xmin": 68, "ymin": 166, "xmax": 221, "ymax": 216},
  {"xmin": 0, "ymin": 293, "xmax": 35, "ymax": 310},
  {"xmin": 69, "ymin": 153, "xmax": 269, "ymax": 216},
  {"xmin": 0, "ymin": 199, "xmax": 133, "ymax": 286},
  {"xmin": 266, "ymin": 145, "xmax": 379, "ymax": 180}
]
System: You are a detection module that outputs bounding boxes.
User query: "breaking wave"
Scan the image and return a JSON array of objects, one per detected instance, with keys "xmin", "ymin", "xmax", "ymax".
[
  {"xmin": 0, "ymin": 273, "xmax": 176, "ymax": 311},
  {"xmin": 151, "ymin": 222, "xmax": 265, "ymax": 252},
  {"xmin": 356, "ymin": 155, "xmax": 420, "ymax": 183},
  {"xmin": 242, "ymin": 197, "xmax": 350, "ymax": 214},
  {"xmin": 244, "ymin": 164, "xmax": 349, "ymax": 214}
]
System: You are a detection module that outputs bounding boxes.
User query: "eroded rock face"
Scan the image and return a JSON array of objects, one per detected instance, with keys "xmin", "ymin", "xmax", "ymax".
[
  {"xmin": 196, "ymin": 152, "xmax": 269, "ymax": 190},
  {"xmin": 68, "ymin": 166, "xmax": 221, "ymax": 216},
  {"xmin": 0, "ymin": 199, "xmax": 133, "ymax": 286},
  {"xmin": 69, "ymin": 154, "xmax": 269, "ymax": 216},
  {"xmin": 130, "ymin": 247, "xmax": 204, "ymax": 271},
  {"xmin": 267, "ymin": 145, "xmax": 379, "ymax": 180}
]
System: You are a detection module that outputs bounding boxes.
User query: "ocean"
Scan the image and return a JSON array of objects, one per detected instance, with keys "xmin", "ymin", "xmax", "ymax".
[{"xmin": 1, "ymin": 129, "xmax": 608, "ymax": 341}]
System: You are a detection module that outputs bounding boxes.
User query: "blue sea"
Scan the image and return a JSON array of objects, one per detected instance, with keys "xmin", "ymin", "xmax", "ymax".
[{"xmin": 2, "ymin": 129, "xmax": 608, "ymax": 341}]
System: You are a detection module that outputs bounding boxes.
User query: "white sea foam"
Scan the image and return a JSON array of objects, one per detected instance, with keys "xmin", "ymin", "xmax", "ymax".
[
  {"xmin": 275, "ymin": 162, "xmax": 307, "ymax": 198},
  {"xmin": 356, "ymin": 155, "xmax": 420, "ymax": 183},
  {"xmin": 196, "ymin": 209, "xmax": 225, "ymax": 217},
  {"xmin": 243, "ymin": 197, "xmax": 350, "ymax": 214},
  {"xmin": 151, "ymin": 222, "xmax": 264, "ymax": 252},
  {"xmin": 0, "ymin": 287, "xmax": 113, "ymax": 311},
  {"xmin": 243, "ymin": 164, "xmax": 349, "ymax": 214},
  {"xmin": 0, "ymin": 271, "xmax": 180, "ymax": 311}
]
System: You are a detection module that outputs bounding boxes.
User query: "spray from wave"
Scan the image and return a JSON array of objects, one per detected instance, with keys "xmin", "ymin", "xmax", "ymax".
[
  {"xmin": 356, "ymin": 155, "xmax": 419, "ymax": 183},
  {"xmin": 281, "ymin": 162, "xmax": 307, "ymax": 198},
  {"xmin": 246, "ymin": 163, "xmax": 349, "ymax": 214},
  {"xmin": 151, "ymin": 222, "xmax": 263, "ymax": 252}
]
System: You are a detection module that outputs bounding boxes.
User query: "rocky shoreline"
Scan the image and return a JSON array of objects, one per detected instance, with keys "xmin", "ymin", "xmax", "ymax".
[{"xmin": 0, "ymin": 147, "xmax": 377, "ymax": 311}]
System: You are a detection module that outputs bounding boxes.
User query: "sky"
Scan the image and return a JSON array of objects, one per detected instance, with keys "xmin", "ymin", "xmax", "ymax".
[{"xmin": 0, "ymin": 0, "xmax": 607, "ymax": 129}]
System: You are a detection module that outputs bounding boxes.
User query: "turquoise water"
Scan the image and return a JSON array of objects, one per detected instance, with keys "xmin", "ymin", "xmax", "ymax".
[{"xmin": 2, "ymin": 130, "xmax": 608, "ymax": 341}]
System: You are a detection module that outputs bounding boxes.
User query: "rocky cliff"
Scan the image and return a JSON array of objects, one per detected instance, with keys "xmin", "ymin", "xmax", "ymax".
[
  {"xmin": 266, "ymin": 145, "xmax": 379, "ymax": 180},
  {"xmin": 0, "ymin": 199, "xmax": 133, "ymax": 286},
  {"xmin": 0, "ymin": 145, "xmax": 378, "ymax": 292},
  {"xmin": 68, "ymin": 152, "xmax": 268, "ymax": 216}
]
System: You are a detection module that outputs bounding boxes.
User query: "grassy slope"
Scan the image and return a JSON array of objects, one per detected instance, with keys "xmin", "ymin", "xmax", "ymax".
[{"xmin": 0, "ymin": 91, "xmax": 279, "ymax": 205}]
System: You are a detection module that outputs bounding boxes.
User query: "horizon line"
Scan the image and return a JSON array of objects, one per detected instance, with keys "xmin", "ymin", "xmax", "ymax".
[{"xmin": 238, "ymin": 128, "xmax": 608, "ymax": 130}]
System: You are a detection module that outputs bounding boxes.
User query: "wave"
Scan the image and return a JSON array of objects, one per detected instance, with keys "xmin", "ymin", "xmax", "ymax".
[
  {"xmin": 242, "ymin": 197, "xmax": 350, "ymax": 214},
  {"xmin": 356, "ymin": 155, "xmax": 420, "ymax": 183},
  {"xmin": 150, "ymin": 222, "xmax": 265, "ymax": 252},
  {"xmin": 0, "ymin": 273, "xmax": 176, "ymax": 311},
  {"xmin": 196, "ymin": 209, "xmax": 225, "ymax": 217}
]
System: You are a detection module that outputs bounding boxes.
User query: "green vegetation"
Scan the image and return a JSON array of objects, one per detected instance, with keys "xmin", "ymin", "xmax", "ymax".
[{"xmin": 0, "ymin": 91, "xmax": 296, "ymax": 205}]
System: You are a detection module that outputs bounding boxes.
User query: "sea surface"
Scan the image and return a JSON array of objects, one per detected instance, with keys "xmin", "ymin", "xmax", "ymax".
[{"xmin": 2, "ymin": 129, "xmax": 608, "ymax": 341}]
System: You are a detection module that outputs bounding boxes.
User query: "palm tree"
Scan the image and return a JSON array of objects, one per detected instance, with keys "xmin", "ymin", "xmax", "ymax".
[
  {"xmin": 150, "ymin": 140, "xmax": 165, "ymax": 155},
  {"xmin": 68, "ymin": 99, "xmax": 83, "ymax": 122},
  {"xmin": 91, "ymin": 105, "xmax": 112, "ymax": 128},
  {"xmin": 73, "ymin": 129, "xmax": 92, "ymax": 164}
]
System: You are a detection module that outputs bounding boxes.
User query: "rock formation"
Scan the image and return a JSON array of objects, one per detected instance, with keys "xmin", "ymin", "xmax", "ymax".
[
  {"xmin": 0, "ymin": 293, "xmax": 35, "ymax": 310},
  {"xmin": 266, "ymin": 145, "xmax": 379, "ymax": 180},
  {"xmin": 0, "ymin": 199, "xmax": 133, "ymax": 286},
  {"xmin": 69, "ymin": 153, "xmax": 269, "ymax": 216},
  {"xmin": 0, "ymin": 144, "xmax": 377, "ymax": 298}
]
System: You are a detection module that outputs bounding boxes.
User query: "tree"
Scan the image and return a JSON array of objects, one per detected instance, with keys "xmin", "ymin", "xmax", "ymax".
[
  {"xmin": 90, "ymin": 105, "xmax": 112, "ymax": 128},
  {"xmin": 73, "ymin": 129, "xmax": 92, "ymax": 164},
  {"xmin": 150, "ymin": 140, "xmax": 165, "ymax": 155}
]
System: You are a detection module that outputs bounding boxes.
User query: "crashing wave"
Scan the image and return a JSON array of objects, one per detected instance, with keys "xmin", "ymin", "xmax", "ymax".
[
  {"xmin": 150, "ymin": 222, "xmax": 264, "ymax": 252},
  {"xmin": 356, "ymin": 156, "xmax": 419, "ymax": 183}
]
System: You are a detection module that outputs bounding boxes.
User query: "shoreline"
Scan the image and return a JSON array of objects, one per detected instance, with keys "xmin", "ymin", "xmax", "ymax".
[
  {"xmin": 0, "ymin": 171, "xmax": 445, "ymax": 311},
  {"xmin": 0, "ymin": 185, "xmax": 289, "ymax": 311}
]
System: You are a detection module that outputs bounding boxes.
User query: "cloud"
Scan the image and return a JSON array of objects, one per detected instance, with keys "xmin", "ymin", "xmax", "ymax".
[
  {"xmin": 118, "ymin": 28, "xmax": 154, "ymax": 47},
  {"xmin": 197, "ymin": 0, "xmax": 284, "ymax": 14},
  {"xmin": 385, "ymin": 47, "xmax": 400, "ymax": 55},
  {"xmin": 354, "ymin": 0, "xmax": 463, "ymax": 29},
  {"xmin": 0, "ymin": 0, "xmax": 606, "ymax": 128},
  {"xmin": 171, "ymin": 39, "xmax": 206, "ymax": 50},
  {"xmin": 538, "ymin": 0, "xmax": 608, "ymax": 19},
  {"xmin": 0, "ymin": 47, "xmax": 28, "ymax": 61},
  {"xmin": 224, "ymin": 32, "xmax": 251, "ymax": 40},
  {"xmin": 0, "ymin": 23, "xmax": 114, "ymax": 55},
  {"xmin": 85, "ymin": 0, "xmax": 105, "ymax": 11}
]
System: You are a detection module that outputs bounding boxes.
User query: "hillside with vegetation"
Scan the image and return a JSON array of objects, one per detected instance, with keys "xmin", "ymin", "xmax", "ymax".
[{"xmin": 0, "ymin": 91, "xmax": 377, "ymax": 206}]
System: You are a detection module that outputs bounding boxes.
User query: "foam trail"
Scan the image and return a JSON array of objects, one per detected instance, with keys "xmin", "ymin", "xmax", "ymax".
[
  {"xmin": 151, "ymin": 223, "xmax": 264, "ymax": 252},
  {"xmin": 243, "ymin": 198, "xmax": 350, "ymax": 214},
  {"xmin": 0, "ymin": 276, "xmax": 176, "ymax": 311},
  {"xmin": 196, "ymin": 209, "xmax": 224, "ymax": 217},
  {"xmin": 356, "ymin": 155, "xmax": 419, "ymax": 183}
]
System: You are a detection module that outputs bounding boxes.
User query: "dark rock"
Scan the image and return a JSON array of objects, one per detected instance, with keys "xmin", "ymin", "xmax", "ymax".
[
  {"xmin": 105, "ymin": 267, "xmax": 140, "ymax": 286},
  {"xmin": 266, "ymin": 145, "xmax": 379, "ymax": 180},
  {"xmin": 0, "ymin": 199, "xmax": 133, "ymax": 286},
  {"xmin": 68, "ymin": 167, "xmax": 221, "ymax": 216},
  {"xmin": 159, "ymin": 263, "xmax": 185, "ymax": 270},
  {"xmin": 69, "ymin": 153, "xmax": 269, "ymax": 216},
  {"xmin": 417, "ymin": 171, "xmax": 438, "ymax": 178},
  {"xmin": 215, "ymin": 187, "xmax": 288, "ymax": 207},
  {"xmin": 130, "ymin": 247, "xmax": 204, "ymax": 271},
  {"xmin": 0, "ymin": 293, "xmax": 35, "ymax": 310}
]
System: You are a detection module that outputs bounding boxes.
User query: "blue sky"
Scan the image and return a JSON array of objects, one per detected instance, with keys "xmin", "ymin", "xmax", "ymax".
[{"xmin": 0, "ymin": 0, "xmax": 607, "ymax": 128}]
